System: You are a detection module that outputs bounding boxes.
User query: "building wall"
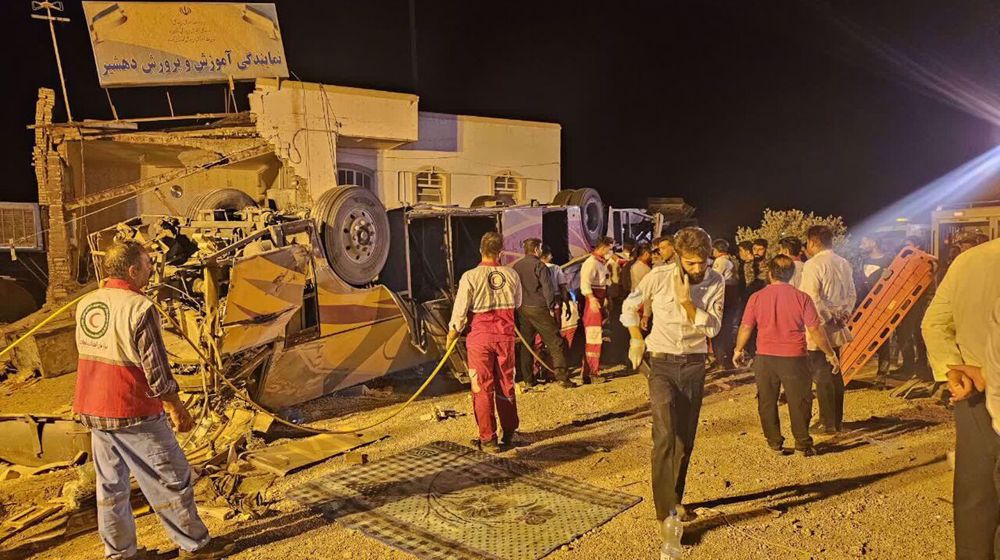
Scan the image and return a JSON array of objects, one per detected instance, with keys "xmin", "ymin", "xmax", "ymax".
[
  {"xmin": 250, "ymin": 79, "xmax": 419, "ymax": 201},
  {"xmin": 337, "ymin": 112, "xmax": 561, "ymax": 210}
]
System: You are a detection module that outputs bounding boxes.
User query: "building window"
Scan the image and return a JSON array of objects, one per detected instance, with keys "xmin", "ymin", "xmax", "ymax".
[
  {"xmin": 493, "ymin": 172, "xmax": 521, "ymax": 201},
  {"xmin": 415, "ymin": 168, "xmax": 448, "ymax": 204},
  {"xmin": 337, "ymin": 165, "xmax": 373, "ymax": 189}
]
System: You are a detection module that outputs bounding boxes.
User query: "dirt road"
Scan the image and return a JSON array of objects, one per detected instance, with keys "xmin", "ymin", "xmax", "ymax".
[{"xmin": 5, "ymin": 364, "xmax": 954, "ymax": 559}]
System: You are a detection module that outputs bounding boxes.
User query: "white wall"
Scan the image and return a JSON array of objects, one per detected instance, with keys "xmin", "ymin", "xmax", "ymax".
[{"xmin": 338, "ymin": 112, "xmax": 561, "ymax": 209}]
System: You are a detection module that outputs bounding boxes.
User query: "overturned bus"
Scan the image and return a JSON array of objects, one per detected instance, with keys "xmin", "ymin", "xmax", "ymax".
[{"xmin": 84, "ymin": 184, "xmax": 654, "ymax": 411}]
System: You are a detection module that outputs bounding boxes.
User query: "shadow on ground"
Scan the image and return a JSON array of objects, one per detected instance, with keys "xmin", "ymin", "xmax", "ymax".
[{"xmin": 682, "ymin": 455, "xmax": 946, "ymax": 545}]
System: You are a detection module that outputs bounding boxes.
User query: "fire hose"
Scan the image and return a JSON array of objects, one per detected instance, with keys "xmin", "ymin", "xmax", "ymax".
[{"xmin": 0, "ymin": 292, "xmax": 460, "ymax": 436}]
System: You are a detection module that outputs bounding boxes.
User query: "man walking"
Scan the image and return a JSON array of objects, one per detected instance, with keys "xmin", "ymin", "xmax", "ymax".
[
  {"xmin": 74, "ymin": 241, "xmax": 232, "ymax": 560},
  {"xmin": 922, "ymin": 238, "xmax": 1000, "ymax": 560},
  {"xmin": 734, "ymin": 255, "xmax": 839, "ymax": 456},
  {"xmin": 512, "ymin": 238, "xmax": 573, "ymax": 388},
  {"xmin": 580, "ymin": 236, "xmax": 614, "ymax": 382},
  {"xmin": 621, "ymin": 227, "xmax": 725, "ymax": 524},
  {"xmin": 448, "ymin": 232, "xmax": 523, "ymax": 451},
  {"xmin": 800, "ymin": 225, "xmax": 856, "ymax": 434}
]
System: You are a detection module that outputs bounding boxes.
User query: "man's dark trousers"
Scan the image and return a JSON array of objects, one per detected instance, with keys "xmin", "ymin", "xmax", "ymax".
[
  {"xmin": 808, "ymin": 349, "xmax": 844, "ymax": 431},
  {"xmin": 516, "ymin": 306, "xmax": 568, "ymax": 385},
  {"xmin": 753, "ymin": 355, "xmax": 813, "ymax": 450},
  {"xmin": 713, "ymin": 304, "xmax": 739, "ymax": 369},
  {"xmin": 954, "ymin": 393, "xmax": 1000, "ymax": 560},
  {"xmin": 648, "ymin": 353, "xmax": 706, "ymax": 520}
]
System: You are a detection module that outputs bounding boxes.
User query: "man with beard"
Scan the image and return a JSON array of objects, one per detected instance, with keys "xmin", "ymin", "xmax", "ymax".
[{"xmin": 621, "ymin": 227, "xmax": 725, "ymax": 529}]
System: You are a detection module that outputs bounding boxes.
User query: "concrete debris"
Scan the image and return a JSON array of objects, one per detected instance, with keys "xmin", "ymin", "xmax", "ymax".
[
  {"xmin": 243, "ymin": 432, "xmax": 384, "ymax": 477},
  {"xmin": 421, "ymin": 405, "xmax": 465, "ymax": 422},
  {"xmin": 344, "ymin": 452, "xmax": 369, "ymax": 465},
  {"xmin": 0, "ymin": 450, "xmax": 87, "ymax": 480},
  {"xmin": 0, "ymin": 414, "xmax": 91, "ymax": 467},
  {"xmin": 361, "ymin": 385, "xmax": 395, "ymax": 399}
]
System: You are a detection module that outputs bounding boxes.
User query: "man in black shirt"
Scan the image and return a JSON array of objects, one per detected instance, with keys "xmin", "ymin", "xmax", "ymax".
[
  {"xmin": 512, "ymin": 238, "xmax": 574, "ymax": 388},
  {"xmin": 860, "ymin": 235, "xmax": 895, "ymax": 379}
]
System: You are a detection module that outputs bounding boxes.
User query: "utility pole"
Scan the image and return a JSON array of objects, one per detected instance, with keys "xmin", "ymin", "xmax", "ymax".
[
  {"xmin": 31, "ymin": 1, "xmax": 73, "ymax": 122},
  {"xmin": 408, "ymin": 0, "xmax": 419, "ymax": 92}
]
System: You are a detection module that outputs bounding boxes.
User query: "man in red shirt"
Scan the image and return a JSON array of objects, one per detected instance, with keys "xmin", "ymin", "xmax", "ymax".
[{"xmin": 734, "ymin": 255, "xmax": 839, "ymax": 456}]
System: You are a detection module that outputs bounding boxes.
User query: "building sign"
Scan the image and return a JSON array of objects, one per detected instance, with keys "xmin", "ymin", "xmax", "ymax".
[{"xmin": 82, "ymin": 2, "xmax": 289, "ymax": 88}]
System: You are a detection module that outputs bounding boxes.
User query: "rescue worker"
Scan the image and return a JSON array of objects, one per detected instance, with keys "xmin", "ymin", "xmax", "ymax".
[
  {"xmin": 800, "ymin": 225, "xmax": 855, "ymax": 434},
  {"xmin": 922, "ymin": 238, "xmax": 1000, "ymax": 559},
  {"xmin": 622, "ymin": 227, "xmax": 725, "ymax": 525},
  {"xmin": 580, "ymin": 236, "xmax": 614, "ymax": 383},
  {"xmin": 512, "ymin": 238, "xmax": 573, "ymax": 388},
  {"xmin": 447, "ymin": 232, "xmax": 523, "ymax": 452},
  {"xmin": 74, "ymin": 241, "xmax": 232, "ymax": 560}
]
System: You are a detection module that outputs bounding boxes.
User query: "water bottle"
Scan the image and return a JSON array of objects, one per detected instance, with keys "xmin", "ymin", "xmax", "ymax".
[{"xmin": 659, "ymin": 512, "xmax": 683, "ymax": 559}]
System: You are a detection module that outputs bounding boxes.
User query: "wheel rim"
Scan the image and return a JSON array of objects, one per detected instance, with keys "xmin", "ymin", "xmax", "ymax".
[
  {"xmin": 584, "ymin": 201, "xmax": 602, "ymax": 233},
  {"xmin": 341, "ymin": 207, "xmax": 378, "ymax": 264}
]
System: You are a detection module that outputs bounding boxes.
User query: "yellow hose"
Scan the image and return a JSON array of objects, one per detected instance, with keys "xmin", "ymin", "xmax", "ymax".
[
  {"xmin": 0, "ymin": 293, "xmax": 88, "ymax": 362},
  {"xmin": 1, "ymin": 290, "xmax": 460, "ymax": 436}
]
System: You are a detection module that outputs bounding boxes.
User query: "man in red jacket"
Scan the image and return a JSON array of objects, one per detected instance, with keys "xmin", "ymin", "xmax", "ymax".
[{"xmin": 75, "ymin": 241, "xmax": 232, "ymax": 560}]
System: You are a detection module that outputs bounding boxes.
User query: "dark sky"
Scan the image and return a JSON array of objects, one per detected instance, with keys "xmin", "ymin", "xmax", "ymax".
[{"xmin": 1, "ymin": 0, "xmax": 997, "ymax": 239}]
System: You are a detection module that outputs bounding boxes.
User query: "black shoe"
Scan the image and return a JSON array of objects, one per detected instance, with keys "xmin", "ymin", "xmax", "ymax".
[
  {"xmin": 558, "ymin": 379, "xmax": 577, "ymax": 389},
  {"xmin": 797, "ymin": 447, "xmax": 817, "ymax": 457},
  {"xmin": 581, "ymin": 375, "xmax": 592, "ymax": 385},
  {"xmin": 499, "ymin": 433, "xmax": 517, "ymax": 450},
  {"xmin": 474, "ymin": 438, "xmax": 500, "ymax": 453},
  {"xmin": 769, "ymin": 445, "xmax": 792, "ymax": 456},
  {"xmin": 179, "ymin": 538, "xmax": 235, "ymax": 560}
]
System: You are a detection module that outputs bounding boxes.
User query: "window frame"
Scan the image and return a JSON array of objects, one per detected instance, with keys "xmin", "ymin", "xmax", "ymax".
[{"xmin": 414, "ymin": 167, "xmax": 450, "ymax": 205}]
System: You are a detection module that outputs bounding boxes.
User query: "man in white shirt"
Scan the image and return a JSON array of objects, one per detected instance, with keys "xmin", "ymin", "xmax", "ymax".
[
  {"xmin": 580, "ymin": 236, "xmax": 614, "ymax": 382},
  {"xmin": 652, "ymin": 235, "xmax": 676, "ymax": 267},
  {"xmin": 621, "ymin": 227, "xmax": 725, "ymax": 525},
  {"xmin": 629, "ymin": 243, "xmax": 654, "ymax": 290},
  {"xmin": 777, "ymin": 237, "xmax": 805, "ymax": 288},
  {"xmin": 799, "ymin": 225, "xmax": 856, "ymax": 434},
  {"xmin": 711, "ymin": 239, "xmax": 739, "ymax": 370},
  {"xmin": 922, "ymin": 238, "xmax": 1000, "ymax": 559}
]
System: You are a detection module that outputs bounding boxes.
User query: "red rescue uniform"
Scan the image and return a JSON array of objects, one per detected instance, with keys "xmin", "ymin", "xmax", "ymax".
[{"xmin": 449, "ymin": 260, "xmax": 523, "ymax": 443}]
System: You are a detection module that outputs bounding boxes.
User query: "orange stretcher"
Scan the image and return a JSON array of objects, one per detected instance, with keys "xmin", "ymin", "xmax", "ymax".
[{"xmin": 840, "ymin": 247, "xmax": 936, "ymax": 384}]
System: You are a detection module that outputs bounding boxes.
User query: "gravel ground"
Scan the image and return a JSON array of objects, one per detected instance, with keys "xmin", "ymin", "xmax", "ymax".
[{"xmin": 2, "ymin": 363, "xmax": 955, "ymax": 560}]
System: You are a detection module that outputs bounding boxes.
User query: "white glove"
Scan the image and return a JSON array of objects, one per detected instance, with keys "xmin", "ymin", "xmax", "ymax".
[
  {"xmin": 628, "ymin": 338, "xmax": 646, "ymax": 370},
  {"xmin": 826, "ymin": 352, "xmax": 841, "ymax": 375}
]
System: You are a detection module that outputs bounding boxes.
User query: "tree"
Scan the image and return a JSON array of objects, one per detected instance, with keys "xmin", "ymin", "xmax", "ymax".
[{"xmin": 736, "ymin": 208, "xmax": 852, "ymax": 258}]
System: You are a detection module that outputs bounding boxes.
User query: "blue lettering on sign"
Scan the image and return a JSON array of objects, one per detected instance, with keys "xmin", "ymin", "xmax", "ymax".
[{"xmin": 100, "ymin": 51, "xmax": 284, "ymax": 77}]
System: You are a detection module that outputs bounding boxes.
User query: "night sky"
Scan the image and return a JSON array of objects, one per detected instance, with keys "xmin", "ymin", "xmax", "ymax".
[{"xmin": 1, "ymin": 0, "xmax": 996, "ymax": 239}]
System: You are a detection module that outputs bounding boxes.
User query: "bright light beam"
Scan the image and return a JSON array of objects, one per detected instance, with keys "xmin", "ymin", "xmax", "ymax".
[
  {"xmin": 816, "ymin": 3, "xmax": 1000, "ymax": 127},
  {"xmin": 853, "ymin": 145, "xmax": 1000, "ymax": 236}
]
